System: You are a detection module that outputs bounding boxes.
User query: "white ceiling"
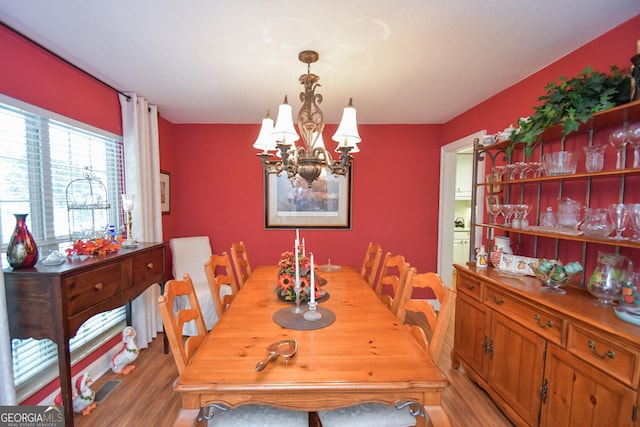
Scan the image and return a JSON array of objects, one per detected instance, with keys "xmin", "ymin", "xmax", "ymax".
[{"xmin": 1, "ymin": 1, "xmax": 639, "ymax": 125}]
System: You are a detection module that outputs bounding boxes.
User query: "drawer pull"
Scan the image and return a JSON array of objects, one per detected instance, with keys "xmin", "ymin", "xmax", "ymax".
[
  {"xmin": 491, "ymin": 294, "xmax": 505, "ymax": 305},
  {"xmin": 588, "ymin": 340, "xmax": 615, "ymax": 359},
  {"xmin": 534, "ymin": 314, "xmax": 554, "ymax": 329},
  {"xmin": 146, "ymin": 262, "xmax": 154, "ymax": 269},
  {"xmin": 94, "ymin": 282, "xmax": 104, "ymax": 290},
  {"xmin": 465, "ymin": 281, "xmax": 476, "ymax": 290}
]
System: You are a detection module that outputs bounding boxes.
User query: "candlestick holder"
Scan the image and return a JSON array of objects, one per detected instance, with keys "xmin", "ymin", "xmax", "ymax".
[
  {"xmin": 121, "ymin": 193, "xmax": 137, "ymax": 248},
  {"xmin": 303, "ymin": 301, "xmax": 322, "ymax": 321},
  {"xmin": 292, "ymin": 279, "xmax": 304, "ymax": 314}
]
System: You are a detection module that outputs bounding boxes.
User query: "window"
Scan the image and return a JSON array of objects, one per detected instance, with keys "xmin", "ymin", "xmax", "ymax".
[{"xmin": 0, "ymin": 95, "xmax": 126, "ymax": 397}]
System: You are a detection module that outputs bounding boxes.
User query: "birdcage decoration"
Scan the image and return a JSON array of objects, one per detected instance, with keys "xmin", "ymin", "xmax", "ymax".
[{"xmin": 65, "ymin": 168, "xmax": 111, "ymax": 244}]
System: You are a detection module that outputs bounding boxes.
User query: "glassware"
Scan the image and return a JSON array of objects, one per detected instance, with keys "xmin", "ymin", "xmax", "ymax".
[
  {"xmin": 587, "ymin": 252, "xmax": 633, "ymax": 307},
  {"xmin": 557, "ymin": 197, "xmax": 582, "ymax": 229},
  {"xmin": 492, "ymin": 165, "xmax": 507, "ymax": 182},
  {"xmin": 121, "ymin": 193, "xmax": 136, "ymax": 247},
  {"xmin": 582, "ymin": 144, "xmax": 607, "ymax": 172},
  {"xmin": 500, "ymin": 204, "xmax": 515, "ymax": 227},
  {"xmin": 528, "ymin": 161, "xmax": 543, "ymax": 178},
  {"xmin": 505, "ymin": 164, "xmax": 518, "ymax": 180},
  {"xmin": 514, "ymin": 162, "xmax": 530, "ymax": 179},
  {"xmin": 579, "ymin": 208, "xmax": 614, "ymax": 237},
  {"xmin": 627, "ymin": 122, "xmax": 640, "ymax": 168},
  {"xmin": 542, "ymin": 151, "xmax": 579, "ymax": 176},
  {"xmin": 628, "ymin": 203, "xmax": 640, "ymax": 241},
  {"xmin": 518, "ymin": 204, "xmax": 531, "ymax": 229},
  {"xmin": 608, "ymin": 203, "xmax": 630, "ymax": 240},
  {"xmin": 488, "ymin": 203, "xmax": 502, "ymax": 224},
  {"xmin": 609, "ymin": 127, "xmax": 627, "ymax": 169},
  {"xmin": 539, "ymin": 207, "xmax": 557, "ymax": 228}
]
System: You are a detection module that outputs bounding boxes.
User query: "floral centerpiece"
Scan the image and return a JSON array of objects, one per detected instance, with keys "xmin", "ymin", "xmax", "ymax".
[
  {"xmin": 66, "ymin": 237, "xmax": 122, "ymax": 257},
  {"xmin": 275, "ymin": 250, "xmax": 323, "ymax": 302}
]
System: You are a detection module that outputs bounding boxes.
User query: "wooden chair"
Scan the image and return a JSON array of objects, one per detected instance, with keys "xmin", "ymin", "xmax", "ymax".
[
  {"xmin": 317, "ymin": 322, "xmax": 452, "ymax": 427},
  {"xmin": 204, "ymin": 252, "xmax": 237, "ymax": 319},
  {"xmin": 375, "ymin": 252, "xmax": 410, "ymax": 316},
  {"xmin": 360, "ymin": 242, "xmax": 382, "ymax": 287},
  {"xmin": 397, "ymin": 271, "xmax": 456, "ymax": 365},
  {"xmin": 230, "ymin": 241, "xmax": 252, "ymax": 288},
  {"xmin": 158, "ymin": 274, "xmax": 309, "ymax": 427}
]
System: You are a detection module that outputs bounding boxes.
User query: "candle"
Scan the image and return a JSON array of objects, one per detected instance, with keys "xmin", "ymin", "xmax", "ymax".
[
  {"xmin": 296, "ymin": 228, "xmax": 299, "ymax": 243},
  {"xmin": 302, "ymin": 237, "xmax": 306, "ymax": 256},
  {"xmin": 295, "ymin": 238, "xmax": 300, "ymax": 287},
  {"xmin": 309, "ymin": 252, "xmax": 315, "ymax": 304}
]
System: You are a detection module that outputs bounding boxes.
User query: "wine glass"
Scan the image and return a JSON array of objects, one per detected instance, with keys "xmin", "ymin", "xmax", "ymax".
[
  {"xmin": 628, "ymin": 203, "xmax": 640, "ymax": 242},
  {"xmin": 518, "ymin": 204, "xmax": 531, "ymax": 229},
  {"xmin": 492, "ymin": 165, "xmax": 507, "ymax": 182},
  {"xmin": 488, "ymin": 203, "xmax": 502, "ymax": 225},
  {"xmin": 500, "ymin": 204, "xmax": 515, "ymax": 227},
  {"xmin": 609, "ymin": 127, "xmax": 627, "ymax": 169},
  {"xmin": 505, "ymin": 164, "xmax": 518, "ymax": 180},
  {"xmin": 627, "ymin": 122, "xmax": 640, "ymax": 168},
  {"xmin": 608, "ymin": 203, "xmax": 630, "ymax": 240}
]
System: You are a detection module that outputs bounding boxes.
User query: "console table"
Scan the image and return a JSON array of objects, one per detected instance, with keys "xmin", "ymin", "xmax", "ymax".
[{"xmin": 3, "ymin": 242, "xmax": 166, "ymax": 427}]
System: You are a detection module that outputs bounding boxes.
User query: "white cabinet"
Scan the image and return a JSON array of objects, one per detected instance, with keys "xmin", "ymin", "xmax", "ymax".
[
  {"xmin": 453, "ymin": 231, "xmax": 471, "ymax": 265},
  {"xmin": 455, "ymin": 153, "xmax": 473, "ymax": 200}
]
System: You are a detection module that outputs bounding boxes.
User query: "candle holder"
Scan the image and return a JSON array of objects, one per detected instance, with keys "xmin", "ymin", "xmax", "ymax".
[
  {"xmin": 292, "ymin": 280, "xmax": 304, "ymax": 314},
  {"xmin": 121, "ymin": 193, "xmax": 137, "ymax": 248},
  {"xmin": 303, "ymin": 301, "xmax": 322, "ymax": 321}
]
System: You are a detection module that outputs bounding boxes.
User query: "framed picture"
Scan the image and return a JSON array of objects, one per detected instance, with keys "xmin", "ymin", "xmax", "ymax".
[
  {"xmin": 485, "ymin": 194, "xmax": 502, "ymax": 211},
  {"xmin": 486, "ymin": 172, "xmax": 502, "ymax": 193},
  {"xmin": 160, "ymin": 170, "xmax": 171, "ymax": 214},
  {"xmin": 265, "ymin": 171, "xmax": 352, "ymax": 229}
]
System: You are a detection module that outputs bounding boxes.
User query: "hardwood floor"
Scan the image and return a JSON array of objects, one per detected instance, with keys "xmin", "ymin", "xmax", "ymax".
[{"xmin": 76, "ymin": 313, "xmax": 513, "ymax": 427}]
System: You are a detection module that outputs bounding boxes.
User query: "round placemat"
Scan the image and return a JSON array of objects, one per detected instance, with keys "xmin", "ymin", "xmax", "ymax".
[
  {"xmin": 278, "ymin": 291, "xmax": 330, "ymax": 304},
  {"xmin": 273, "ymin": 306, "xmax": 336, "ymax": 330}
]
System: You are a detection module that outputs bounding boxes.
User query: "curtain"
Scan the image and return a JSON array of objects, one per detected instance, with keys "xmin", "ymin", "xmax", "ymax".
[
  {"xmin": 0, "ymin": 272, "xmax": 17, "ymax": 404},
  {"xmin": 119, "ymin": 93, "xmax": 163, "ymax": 348}
]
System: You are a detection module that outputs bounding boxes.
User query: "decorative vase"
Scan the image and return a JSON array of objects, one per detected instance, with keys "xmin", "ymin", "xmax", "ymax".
[{"xmin": 7, "ymin": 213, "xmax": 39, "ymax": 268}]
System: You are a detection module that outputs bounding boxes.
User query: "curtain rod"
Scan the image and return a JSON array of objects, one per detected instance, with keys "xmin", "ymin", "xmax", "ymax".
[{"xmin": 1, "ymin": 21, "xmax": 131, "ymax": 101}]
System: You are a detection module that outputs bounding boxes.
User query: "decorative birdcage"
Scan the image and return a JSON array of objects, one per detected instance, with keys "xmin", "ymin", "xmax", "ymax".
[{"xmin": 65, "ymin": 168, "xmax": 111, "ymax": 243}]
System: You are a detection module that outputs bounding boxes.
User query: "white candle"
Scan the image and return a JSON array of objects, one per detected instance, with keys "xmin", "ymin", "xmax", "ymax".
[
  {"xmin": 294, "ymin": 238, "xmax": 300, "ymax": 287},
  {"xmin": 296, "ymin": 228, "xmax": 299, "ymax": 243},
  {"xmin": 302, "ymin": 237, "xmax": 306, "ymax": 256},
  {"xmin": 310, "ymin": 252, "xmax": 315, "ymax": 304}
]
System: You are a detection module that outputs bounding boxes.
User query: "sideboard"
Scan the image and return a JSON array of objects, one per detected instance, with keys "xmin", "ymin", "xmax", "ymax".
[
  {"xmin": 3, "ymin": 242, "xmax": 166, "ymax": 427},
  {"xmin": 453, "ymin": 263, "xmax": 640, "ymax": 427}
]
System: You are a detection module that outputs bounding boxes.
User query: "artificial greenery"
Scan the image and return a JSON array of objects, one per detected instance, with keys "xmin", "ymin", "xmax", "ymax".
[{"xmin": 508, "ymin": 66, "xmax": 631, "ymax": 157}]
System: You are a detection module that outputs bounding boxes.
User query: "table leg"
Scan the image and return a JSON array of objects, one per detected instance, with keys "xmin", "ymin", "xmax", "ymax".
[
  {"xmin": 173, "ymin": 409, "xmax": 201, "ymax": 427},
  {"xmin": 57, "ymin": 339, "xmax": 75, "ymax": 427},
  {"xmin": 424, "ymin": 405, "xmax": 452, "ymax": 427}
]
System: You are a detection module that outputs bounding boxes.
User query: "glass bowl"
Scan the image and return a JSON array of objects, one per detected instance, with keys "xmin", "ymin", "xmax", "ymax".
[{"xmin": 542, "ymin": 151, "xmax": 579, "ymax": 176}]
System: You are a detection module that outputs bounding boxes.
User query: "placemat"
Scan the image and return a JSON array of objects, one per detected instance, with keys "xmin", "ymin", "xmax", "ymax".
[{"xmin": 273, "ymin": 306, "xmax": 336, "ymax": 330}]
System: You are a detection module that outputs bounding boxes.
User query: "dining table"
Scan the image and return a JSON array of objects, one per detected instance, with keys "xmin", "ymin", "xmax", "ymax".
[{"xmin": 172, "ymin": 265, "xmax": 450, "ymax": 427}]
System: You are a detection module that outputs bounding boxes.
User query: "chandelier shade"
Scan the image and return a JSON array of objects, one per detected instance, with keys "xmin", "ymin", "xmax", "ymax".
[{"xmin": 254, "ymin": 50, "xmax": 361, "ymax": 187}]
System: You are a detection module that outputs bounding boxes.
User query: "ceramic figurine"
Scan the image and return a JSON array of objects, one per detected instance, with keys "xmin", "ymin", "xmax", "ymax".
[
  {"xmin": 110, "ymin": 326, "xmax": 139, "ymax": 375},
  {"xmin": 54, "ymin": 372, "xmax": 96, "ymax": 415}
]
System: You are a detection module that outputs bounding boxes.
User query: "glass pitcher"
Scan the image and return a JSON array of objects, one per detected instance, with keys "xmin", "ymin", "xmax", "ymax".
[
  {"xmin": 579, "ymin": 208, "xmax": 614, "ymax": 237},
  {"xmin": 557, "ymin": 197, "xmax": 582, "ymax": 229},
  {"xmin": 587, "ymin": 252, "xmax": 634, "ymax": 307}
]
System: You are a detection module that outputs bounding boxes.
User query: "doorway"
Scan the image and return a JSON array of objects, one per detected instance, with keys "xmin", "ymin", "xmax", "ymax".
[{"xmin": 437, "ymin": 130, "xmax": 485, "ymax": 284}]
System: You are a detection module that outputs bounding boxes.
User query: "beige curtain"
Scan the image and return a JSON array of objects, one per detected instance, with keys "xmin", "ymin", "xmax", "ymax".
[
  {"xmin": 0, "ymin": 271, "xmax": 17, "ymax": 404},
  {"xmin": 119, "ymin": 93, "xmax": 163, "ymax": 348}
]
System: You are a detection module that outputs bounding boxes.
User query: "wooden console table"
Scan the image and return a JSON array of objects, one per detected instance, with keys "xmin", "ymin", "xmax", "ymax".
[{"xmin": 3, "ymin": 242, "xmax": 166, "ymax": 427}]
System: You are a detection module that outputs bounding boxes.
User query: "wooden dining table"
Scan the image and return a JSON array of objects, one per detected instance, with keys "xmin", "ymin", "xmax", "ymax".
[{"xmin": 172, "ymin": 265, "xmax": 450, "ymax": 427}]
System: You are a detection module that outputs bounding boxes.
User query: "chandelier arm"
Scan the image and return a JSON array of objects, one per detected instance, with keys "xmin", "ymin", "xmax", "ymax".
[
  {"xmin": 330, "ymin": 147, "xmax": 353, "ymax": 176},
  {"xmin": 258, "ymin": 153, "xmax": 283, "ymax": 175}
]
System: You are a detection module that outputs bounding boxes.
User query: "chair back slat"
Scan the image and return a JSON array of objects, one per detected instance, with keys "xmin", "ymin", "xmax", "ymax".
[
  {"xmin": 230, "ymin": 241, "xmax": 252, "ymax": 288},
  {"xmin": 360, "ymin": 242, "xmax": 382, "ymax": 288}
]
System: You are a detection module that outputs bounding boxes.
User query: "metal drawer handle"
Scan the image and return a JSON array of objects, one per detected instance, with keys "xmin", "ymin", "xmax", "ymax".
[
  {"xmin": 491, "ymin": 294, "xmax": 505, "ymax": 305},
  {"xmin": 588, "ymin": 340, "xmax": 615, "ymax": 359},
  {"xmin": 534, "ymin": 314, "xmax": 553, "ymax": 329},
  {"xmin": 465, "ymin": 281, "xmax": 476, "ymax": 290},
  {"xmin": 146, "ymin": 262, "xmax": 154, "ymax": 269},
  {"xmin": 94, "ymin": 282, "xmax": 103, "ymax": 290}
]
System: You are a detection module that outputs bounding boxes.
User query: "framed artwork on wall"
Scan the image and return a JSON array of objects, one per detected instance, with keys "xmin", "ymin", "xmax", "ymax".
[
  {"xmin": 486, "ymin": 173, "xmax": 502, "ymax": 193},
  {"xmin": 160, "ymin": 170, "xmax": 171, "ymax": 214},
  {"xmin": 264, "ymin": 171, "xmax": 352, "ymax": 229}
]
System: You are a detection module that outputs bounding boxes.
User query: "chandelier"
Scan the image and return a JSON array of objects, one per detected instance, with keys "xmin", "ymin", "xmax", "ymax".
[{"xmin": 253, "ymin": 50, "xmax": 361, "ymax": 187}]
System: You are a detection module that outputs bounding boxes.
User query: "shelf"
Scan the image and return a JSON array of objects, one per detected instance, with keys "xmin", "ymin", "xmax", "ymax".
[
  {"xmin": 476, "ymin": 99, "xmax": 640, "ymax": 152},
  {"xmin": 475, "ymin": 222, "xmax": 640, "ymax": 249},
  {"xmin": 68, "ymin": 203, "xmax": 111, "ymax": 210},
  {"xmin": 475, "ymin": 168, "xmax": 640, "ymax": 187}
]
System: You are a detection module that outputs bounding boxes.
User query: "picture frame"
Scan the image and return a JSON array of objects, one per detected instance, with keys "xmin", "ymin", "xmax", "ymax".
[
  {"xmin": 486, "ymin": 172, "xmax": 502, "ymax": 193},
  {"xmin": 486, "ymin": 194, "xmax": 502, "ymax": 211},
  {"xmin": 160, "ymin": 170, "xmax": 171, "ymax": 215},
  {"xmin": 265, "ymin": 171, "xmax": 352, "ymax": 229}
]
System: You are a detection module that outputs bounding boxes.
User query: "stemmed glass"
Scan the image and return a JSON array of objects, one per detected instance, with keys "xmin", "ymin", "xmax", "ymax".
[
  {"xmin": 492, "ymin": 165, "xmax": 507, "ymax": 182},
  {"xmin": 292, "ymin": 277, "xmax": 304, "ymax": 314},
  {"xmin": 514, "ymin": 162, "xmax": 531, "ymax": 179},
  {"xmin": 488, "ymin": 204, "xmax": 502, "ymax": 225},
  {"xmin": 518, "ymin": 204, "xmax": 531, "ymax": 229},
  {"xmin": 609, "ymin": 127, "xmax": 628, "ymax": 169},
  {"xmin": 121, "ymin": 193, "xmax": 136, "ymax": 247},
  {"xmin": 505, "ymin": 164, "xmax": 518, "ymax": 181},
  {"xmin": 500, "ymin": 204, "xmax": 515, "ymax": 227},
  {"xmin": 609, "ymin": 203, "xmax": 630, "ymax": 240},
  {"xmin": 628, "ymin": 203, "xmax": 640, "ymax": 242},
  {"xmin": 627, "ymin": 122, "xmax": 640, "ymax": 168}
]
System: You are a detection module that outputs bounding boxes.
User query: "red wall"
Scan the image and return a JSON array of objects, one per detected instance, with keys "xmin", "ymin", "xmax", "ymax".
[{"xmin": 168, "ymin": 123, "xmax": 442, "ymax": 272}]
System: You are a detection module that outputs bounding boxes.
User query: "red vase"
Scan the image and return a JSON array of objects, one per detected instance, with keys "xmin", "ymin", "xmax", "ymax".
[{"xmin": 7, "ymin": 213, "xmax": 39, "ymax": 268}]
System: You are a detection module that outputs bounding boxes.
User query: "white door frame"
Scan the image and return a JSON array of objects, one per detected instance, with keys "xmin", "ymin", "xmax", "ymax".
[{"xmin": 437, "ymin": 130, "xmax": 485, "ymax": 284}]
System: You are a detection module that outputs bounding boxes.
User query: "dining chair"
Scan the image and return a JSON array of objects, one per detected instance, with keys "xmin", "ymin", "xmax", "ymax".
[
  {"xmin": 360, "ymin": 242, "xmax": 382, "ymax": 288},
  {"xmin": 158, "ymin": 274, "xmax": 309, "ymax": 427},
  {"xmin": 169, "ymin": 236, "xmax": 219, "ymax": 334},
  {"xmin": 317, "ymin": 323, "xmax": 451, "ymax": 427},
  {"xmin": 375, "ymin": 252, "xmax": 410, "ymax": 316},
  {"xmin": 230, "ymin": 241, "xmax": 252, "ymax": 288},
  {"xmin": 204, "ymin": 252, "xmax": 237, "ymax": 318},
  {"xmin": 397, "ymin": 271, "xmax": 456, "ymax": 365}
]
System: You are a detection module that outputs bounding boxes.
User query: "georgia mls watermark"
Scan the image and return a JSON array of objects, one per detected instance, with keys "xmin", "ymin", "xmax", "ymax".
[{"xmin": 0, "ymin": 406, "xmax": 65, "ymax": 427}]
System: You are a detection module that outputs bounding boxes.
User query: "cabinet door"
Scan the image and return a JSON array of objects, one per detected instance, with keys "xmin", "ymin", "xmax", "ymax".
[
  {"xmin": 489, "ymin": 311, "xmax": 545, "ymax": 426},
  {"xmin": 541, "ymin": 343, "xmax": 637, "ymax": 427},
  {"xmin": 453, "ymin": 293, "xmax": 490, "ymax": 380},
  {"xmin": 455, "ymin": 153, "xmax": 473, "ymax": 199}
]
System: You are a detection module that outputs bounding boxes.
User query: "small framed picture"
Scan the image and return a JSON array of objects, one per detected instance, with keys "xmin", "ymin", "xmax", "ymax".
[
  {"xmin": 160, "ymin": 170, "xmax": 171, "ymax": 215},
  {"xmin": 485, "ymin": 194, "xmax": 502, "ymax": 211},
  {"xmin": 486, "ymin": 172, "xmax": 502, "ymax": 193}
]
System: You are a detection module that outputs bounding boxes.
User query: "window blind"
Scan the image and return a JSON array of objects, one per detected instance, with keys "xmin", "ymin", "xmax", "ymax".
[{"xmin": 0, "ymin": 95, "xmax": 127, "ymax": 393}]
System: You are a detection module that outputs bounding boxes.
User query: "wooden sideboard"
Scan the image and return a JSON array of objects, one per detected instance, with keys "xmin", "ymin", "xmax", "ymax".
[
  {"xmin": 3, "ymin": 242, "xmax": 166, "ymax": 427},
  {"xmin": 453, "ymin": 264, "xmax": 640, "ymax": 427}
]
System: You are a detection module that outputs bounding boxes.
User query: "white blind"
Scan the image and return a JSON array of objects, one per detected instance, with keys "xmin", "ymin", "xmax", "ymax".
[{"xmin": 0, "ymin": 96, "xmax": 127, "ymax": 392}]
